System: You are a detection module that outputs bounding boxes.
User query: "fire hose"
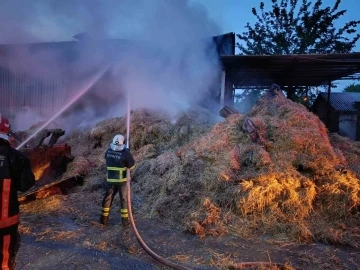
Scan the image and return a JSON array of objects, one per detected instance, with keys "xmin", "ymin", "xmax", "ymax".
[{"xmin": 124, "ymin": 92, "xmax": 192, "ymax": 270}]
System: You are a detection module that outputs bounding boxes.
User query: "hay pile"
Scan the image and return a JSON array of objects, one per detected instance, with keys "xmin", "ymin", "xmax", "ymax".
[
  {"xmin": 329, "ymin": 133, "xmax": 360, "ymax": 175},
  {"xmin": 64, "ymin": 107, "xmax": 216, "ymax": 190},
  {"xmin": 66, "ymin": 94, "xmax": 360, "ymax": 247}
]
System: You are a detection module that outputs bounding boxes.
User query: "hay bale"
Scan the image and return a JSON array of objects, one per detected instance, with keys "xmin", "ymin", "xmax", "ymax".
[
  {"xmin": 149, "ymin": 151, "xmax": 180, "ymax": 176},
  {"xmin": 133, "ymin": 144, "xmax": 157, "ymax": 161},
  {"xmin": 329, "ymin": 133, "xmax": 360, "ymax": 175},
  {"xmin": 239, "ymin": 173, "xmax": 316, "ymax": 219},
  {"xmin": 132, "ymin": 95, "xmax": 359, "ymax": 243},
  {"xmin": 65, "ymin": 130, "xmax": 93, "ymax": 157},
  {"xmin": 89, "ymin": 109, "xmax": 173, "ymax": 151},
  {"xmin": 237, "ymin": 144, "xmax": 272, "ymax": 169},
  {"xmin": 246, "ymin": 95, "xmax": 341, "ymax": 175},
  {"xmin": 61, "ymin": 156, "xmax": 90, "ymax": 180},
  {"xmin": 89, "ymin": 117, "xmax": 125, "ymax": 145},
  {"xmin": 61, "ymin": 98, "xmax": 360, "ymax": 246},
  {"xmin": 315, "ymin": 172, "xmax": 360, "ymax": 216},
  {"xmin": 186, "ymin": 198, "xmax": 227, "ymax": 239},
  {"xmin": 172, "ymin": 107, "xmax": 217, "ymax": 145},
  {"xmin": 128, "ymin": 109, "xmax": 173, "ymax": 150}
]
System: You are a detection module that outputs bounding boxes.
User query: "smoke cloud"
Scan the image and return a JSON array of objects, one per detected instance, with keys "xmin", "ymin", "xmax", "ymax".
[{"xmin": 0, "ymin": 0, "xmax": 223, "ymax": 132}]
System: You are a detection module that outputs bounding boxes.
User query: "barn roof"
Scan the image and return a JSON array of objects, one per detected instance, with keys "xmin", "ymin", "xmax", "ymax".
[
  {"xmin": 221, "ymin": 53, "xmax": 360, "ymax": 89},
  {"xmin": 318, "ymin": 92, "xmax": 360, "ymax": 113}
]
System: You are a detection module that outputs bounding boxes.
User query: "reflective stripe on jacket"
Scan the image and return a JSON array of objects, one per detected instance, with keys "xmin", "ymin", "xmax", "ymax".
[
  {"xmin": 0, "ymin": 140, "xmax": 35, "ymax": 229},
  {"xmin": 105, "ymin": 148, "xmax": 135, "ymax": 183}
]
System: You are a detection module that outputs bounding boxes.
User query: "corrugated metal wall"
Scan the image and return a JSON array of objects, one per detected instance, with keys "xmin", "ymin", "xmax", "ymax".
[
  {"xmin": 0, "ymin": 35, "xmax": 233, "ymax": 128},
  {"xmin": 0, "ymin": 65, "xmax": 70, "ymax": 126}
]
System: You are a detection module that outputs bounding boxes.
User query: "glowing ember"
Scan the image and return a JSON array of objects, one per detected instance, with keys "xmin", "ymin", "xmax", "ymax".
[
  {"xmin": 218, "ymin": 171, "xmax": 230, "ymax": 182},
  {"xmin": 33, "ymin": 162, "xmax": 51, "ymax": 180}
]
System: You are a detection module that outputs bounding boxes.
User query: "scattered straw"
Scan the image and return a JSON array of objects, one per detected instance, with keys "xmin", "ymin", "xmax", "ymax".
[{"xmin": 41, "ymin": 95, "xmax": 360, "ymax": 247}]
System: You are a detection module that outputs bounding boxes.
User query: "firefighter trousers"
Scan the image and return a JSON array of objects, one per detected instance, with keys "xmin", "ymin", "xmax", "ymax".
[
  {"xmin": 0, "ymin": 224, "xmax": 20, "ymax": 270},
  {"xmin": 101, "ymin": 182, "xmax": 129, "ymax": 223}
]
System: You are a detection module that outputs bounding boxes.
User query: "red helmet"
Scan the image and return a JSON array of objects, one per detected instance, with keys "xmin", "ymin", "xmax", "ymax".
[{"xmin": 0, "ymin": 114, "xmax": 10, "ymax": 134}]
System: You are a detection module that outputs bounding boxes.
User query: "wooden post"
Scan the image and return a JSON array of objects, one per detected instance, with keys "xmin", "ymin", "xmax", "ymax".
[
  {"xmin": 219, "ymin": 105, "xmax": 240, "ymax": 118},
  {"xmin": 287, "ymin": 86, "xmax": 295, "ymax": 100},
  {"xmin": 224, "ymin": 74, "xmax": 234, "ymax": 107},
  {"xmin": 326, "ymin": 80, "xmax": 331, "ymax": 126},
  {"xmin": 220, "ymin": 70, "xmax": 226, "ymax": 110}
]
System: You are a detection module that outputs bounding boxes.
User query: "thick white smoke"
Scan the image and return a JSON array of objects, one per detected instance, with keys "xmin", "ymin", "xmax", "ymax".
[{"xmin": 0, "ymin": 0, "xmax": 223, "ymax": 132}]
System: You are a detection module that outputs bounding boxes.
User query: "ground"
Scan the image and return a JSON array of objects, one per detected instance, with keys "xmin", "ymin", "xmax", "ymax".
[
  {"xmin": 15, "ymin": 102, "xmax": 360, "ymax": 270},
  {"xmin": 17, "ymin": 189, "xmax": 360, "ymax": 270}
]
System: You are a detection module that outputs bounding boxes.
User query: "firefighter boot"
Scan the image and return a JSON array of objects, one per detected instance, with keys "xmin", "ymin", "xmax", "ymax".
[
  {"xmin": 122, "ymin": 218, "xmax": 130, "ymax": 227},
  {"xmin": 100, "ymin": 215, "xmax": 108, "ymax": 226}
]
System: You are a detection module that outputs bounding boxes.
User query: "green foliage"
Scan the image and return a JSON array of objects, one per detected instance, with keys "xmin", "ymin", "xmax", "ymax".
[
  {"xmin": 234, "ymin": 89, "xmax": 265, "ymax": 114},
  {"xmin": 343, "ymin": 83, "xmax": 360, "ymax": 92},
  {"xmin": 237, "ymin": 0, "xmax": 360, "ymax": 55}
]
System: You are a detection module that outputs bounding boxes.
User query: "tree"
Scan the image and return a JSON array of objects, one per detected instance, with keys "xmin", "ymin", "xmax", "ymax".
[
  {"xmin": 236, "ymin": 0, "xmax": 360, "ymax": 100},
  {"xmin": 237, "ymin": 0, "xmax": 360, "ymax": 55},
  {"xmin": 343, "ymin": 83, "xmax": 360, "ymax": 92},
  {"xmin": 234, "ymin": 89, "xmax": 265, "ymax": 113}
]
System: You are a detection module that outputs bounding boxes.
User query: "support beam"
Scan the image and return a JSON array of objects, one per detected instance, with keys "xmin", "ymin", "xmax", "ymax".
[
  {"xmin": 220, "ymin": 70, "xmax": 226, "ymax": 110},
  {"xmin": 326, "ymin": 80, "xmax": 332, "ymax": 126},
  {"xmin": 287, "ymin": 85, "xmax": 295, "ymax": 100},
  {"xmin": 224, "ymin": 74, "xmax": 234, "ymax": 107}
]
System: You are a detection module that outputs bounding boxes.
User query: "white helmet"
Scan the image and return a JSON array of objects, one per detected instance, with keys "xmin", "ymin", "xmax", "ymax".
[{"xmin": 110, "ymin": 134, "xmax": 126, "ymax": 151}]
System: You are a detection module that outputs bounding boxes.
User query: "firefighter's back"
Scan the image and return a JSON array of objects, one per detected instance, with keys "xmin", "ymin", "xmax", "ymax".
[{"xmin": 0, "ymin": 129, "xmax": 35, "ymax": 269}]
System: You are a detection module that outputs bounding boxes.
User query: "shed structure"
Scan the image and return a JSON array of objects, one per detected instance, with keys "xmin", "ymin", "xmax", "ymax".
[
  {"xmin": 312, "ymin": 92, "xmax": 360, "ymax": 141},
  {"xmin": 219, "ymin": 53, "xmax": 360, "ymax": 113}
]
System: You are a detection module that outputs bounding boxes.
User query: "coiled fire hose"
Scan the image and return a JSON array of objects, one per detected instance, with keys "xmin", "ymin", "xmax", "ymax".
[{"xmin": 125, "ymin": 93, "xmax": 192, "ymax": 270}]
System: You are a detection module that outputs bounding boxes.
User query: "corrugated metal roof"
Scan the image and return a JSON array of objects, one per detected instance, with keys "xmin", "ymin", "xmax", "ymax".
[
  {"xmin": 221, "ymin": 53, "xmax": 360, "ymax": 88},
  {"xmin": 319, "ymin": 92, "xmax": 360, "ymax": 113}
]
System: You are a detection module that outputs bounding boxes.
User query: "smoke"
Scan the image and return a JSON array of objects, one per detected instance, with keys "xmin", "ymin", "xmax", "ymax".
[{"xmin": 0, "ymin": 0, "xmax": 223, "ymax": 132}]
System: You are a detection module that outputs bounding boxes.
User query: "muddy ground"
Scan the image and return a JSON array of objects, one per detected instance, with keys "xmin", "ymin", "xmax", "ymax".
[{"xmin": 16, "ymin": 188, "xmax": 360, "ymax": 270}]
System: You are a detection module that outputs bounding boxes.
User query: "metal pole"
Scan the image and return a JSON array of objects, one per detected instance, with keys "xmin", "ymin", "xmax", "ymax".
[{"xmin": 326, "ymin": 80, "xmax": 331, "ymax": 126}]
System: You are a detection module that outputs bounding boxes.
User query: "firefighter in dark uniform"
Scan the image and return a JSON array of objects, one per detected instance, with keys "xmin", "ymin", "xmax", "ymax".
[
  {"xmin": 0, "ymin": 114, "xmax": 35, "ymax": 269},
  {"xmin": 100, "ymin": 134, "xmax": 135, "ymax": 227}
]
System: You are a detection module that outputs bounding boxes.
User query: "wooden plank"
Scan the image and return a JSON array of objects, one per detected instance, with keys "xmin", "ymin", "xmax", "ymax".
[{"xmin": 219, "ymin": 105, "xmax": 240, "ymax": 118}]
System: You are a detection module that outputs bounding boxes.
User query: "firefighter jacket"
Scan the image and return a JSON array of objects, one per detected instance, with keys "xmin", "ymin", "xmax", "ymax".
[
  {"xmin": 0, "ymin": 140, "xmax": 35, "ymax": 229},
  {"xmin": 105, "ymin": 148, "xmax": 135, "ymax": 183}
]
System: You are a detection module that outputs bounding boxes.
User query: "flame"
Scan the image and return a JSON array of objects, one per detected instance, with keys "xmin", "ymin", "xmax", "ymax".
[{"xmin": 33, "ymin": 162, "xmax": 50, "ymax": 180}]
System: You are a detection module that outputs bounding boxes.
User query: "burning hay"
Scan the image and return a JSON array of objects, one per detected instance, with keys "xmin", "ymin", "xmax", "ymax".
[
  {"xmin": 33, "ymin": 92, "xmax": 360, "ymax": 248},
  {"xmin": 89, "ymin": 109, "xmax": 174, "ymax": 151},
  {"xmin": 129, "ymin": 92, "xmax": 359, "ymax": 246}
]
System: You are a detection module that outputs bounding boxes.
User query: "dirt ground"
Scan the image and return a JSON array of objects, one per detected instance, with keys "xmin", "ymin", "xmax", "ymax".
[
  {"xmin": 15, "ymin": 100, "xmax": 360, "ymax": 270},
  {"xmin": 17, "ymin": 186, "xmax": 360, "ymax": 270}
]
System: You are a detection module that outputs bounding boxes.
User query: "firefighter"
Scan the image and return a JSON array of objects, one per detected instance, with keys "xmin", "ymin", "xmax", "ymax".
[
  {"xmin": 0, "ymin": 114, "xmax": 35, "ymax": 269},
  {"xmin": 100, "ymin": 134, "xmax": 135, "ymax": 227}
]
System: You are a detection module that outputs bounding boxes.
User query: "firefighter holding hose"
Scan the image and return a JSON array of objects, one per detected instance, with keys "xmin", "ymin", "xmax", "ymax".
[
  {"xmin": 100, "ymin": 134, "xmax": 135, "ymax": 227},
  {"xmin": 0, "ymin": 114, "xmax": 35, "ymax": 269}
]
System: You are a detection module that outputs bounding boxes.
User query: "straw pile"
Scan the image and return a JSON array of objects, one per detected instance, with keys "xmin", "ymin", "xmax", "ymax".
[
  {"xmin": 329, "ymin": 133, "xmax": 360, "ymax": 176},
  {"xmin": 63, "ymin": 92, "xmax": 360, "ymax": 247}
]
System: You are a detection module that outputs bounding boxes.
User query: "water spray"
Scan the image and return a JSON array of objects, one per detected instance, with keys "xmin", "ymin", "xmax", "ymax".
[
  {"xmin": 126, "ymin": 90, "xmax": 130, "ymax": 149},
  {"xmin": 125, "ymin": 91, "xmax": 192, "ymax": 270},
  {"xmin": 16, "ymin": 66, "xmax": 109, "ymax": 150}
]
